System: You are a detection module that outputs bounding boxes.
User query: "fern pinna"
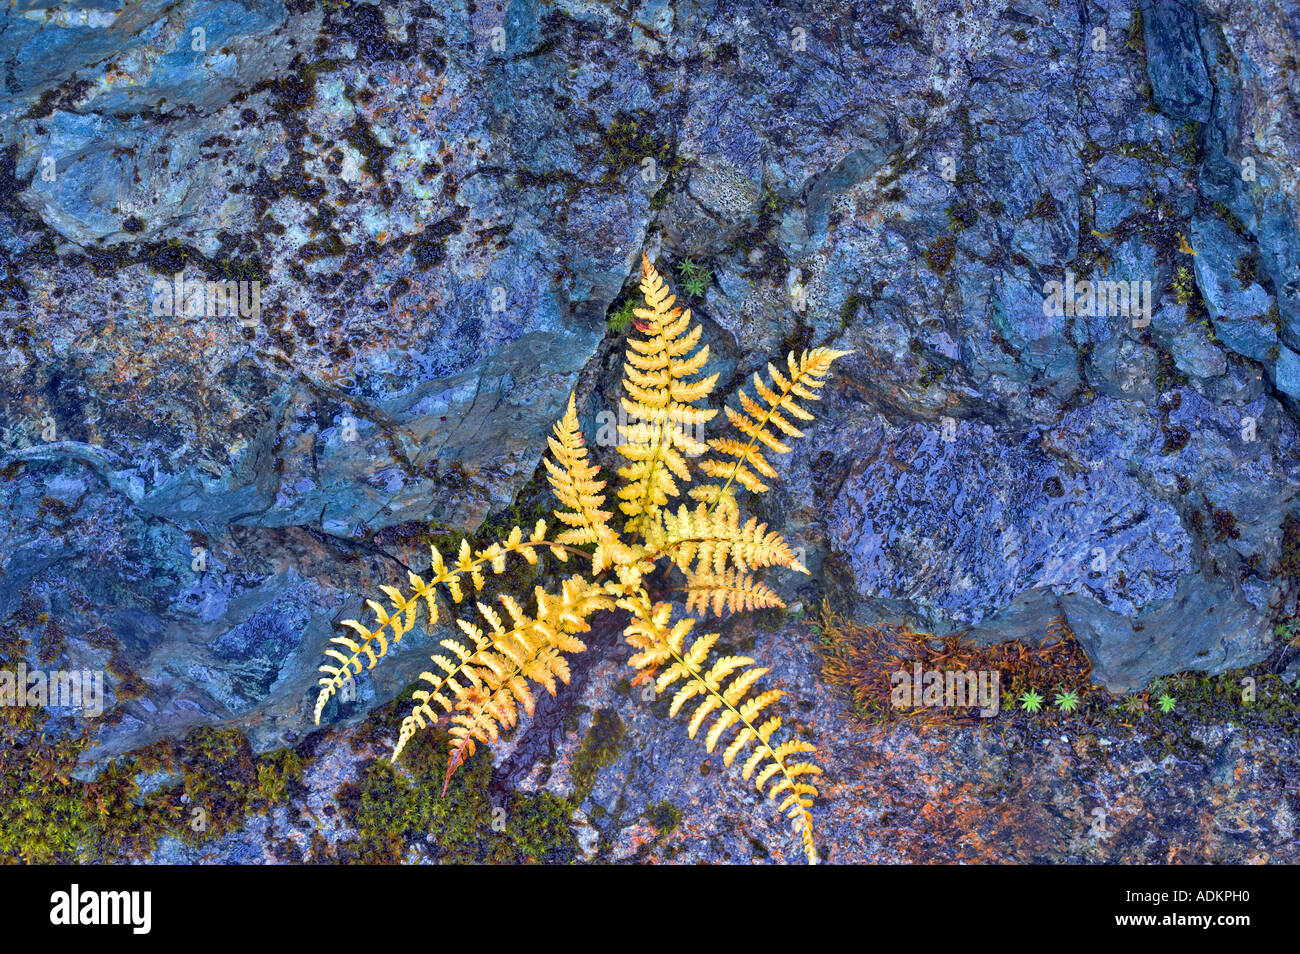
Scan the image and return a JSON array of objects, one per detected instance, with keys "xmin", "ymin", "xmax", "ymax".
[{"xmin": 312, "ymin": 256, "xmax": 849, "ymax": 863}]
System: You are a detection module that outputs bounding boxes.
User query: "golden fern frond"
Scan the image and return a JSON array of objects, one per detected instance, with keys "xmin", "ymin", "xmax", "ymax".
[
  {"xmin": 545, "ymin": 390, "xmax": 639, "ymax": 574},
  {"xmin": 391, "ymin": 576, "xmax": 613, "ymax": 763},
  {"xmin": 441, "ymin": 577, "xmax": 611, "ymax": 787},
  {"xmin": 546, "ymin": 391, "xmax": 612, "ymax": 544},
  {"xmin": 692, "ymin": 347, "xmax": 851, "ymax": 504},
  {"xmin": 643, "ymin": 493, "xmax": 805, "ymax": 576},
  {"xmin": 617, "ymin": 255, "xmax": 718, "ymax": 531},
  {"xmin": 683, "ymin": 567, "xmax": 785, "ymax": 617},
  {"xmin": 314, "ymin": 519, "xmax": 567, "ymax": 725},
  {"xmin": 620, "ymin": 595, "xmax": 821, "ymax": 864}
]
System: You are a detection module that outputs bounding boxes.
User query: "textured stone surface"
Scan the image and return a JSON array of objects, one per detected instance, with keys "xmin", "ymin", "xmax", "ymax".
[{"xmin": 1, "ymin": 0, "xmax": 1298, "ymax": 860}]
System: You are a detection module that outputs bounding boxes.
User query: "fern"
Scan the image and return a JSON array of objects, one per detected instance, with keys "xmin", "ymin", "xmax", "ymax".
[
  {"xmin": 616, "ymin": 257, "xmax": 718, "ymax": 531},
  {"xmin": 621, "ymin": 593, "xmax": 819, "ymax": 864},
  {"xmin": 692, "ymin": 347, "xmax": 848, "ymax": 504},
  {"xmin": 312, "ymin": 254, "xmax": 850, "ymax": 864}
]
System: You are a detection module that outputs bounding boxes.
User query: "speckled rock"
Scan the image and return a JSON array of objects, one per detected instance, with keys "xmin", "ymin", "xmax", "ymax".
[{"xmin": 0, "ymin": 0, "xmax": 1297, "ymax": 868}]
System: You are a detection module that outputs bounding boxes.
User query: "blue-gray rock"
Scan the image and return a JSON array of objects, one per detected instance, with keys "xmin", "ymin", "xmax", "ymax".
[
  {"xmin": 0, "ymin": 0, "xmax": 1298, "ymax": 789},
  {"xmin": 1276, "ymin": 346, "xmax": 1300, "ymax": 400},
  {"xmin": 1191, "ymin": 214, "xmax": 1277, "ymax": 363},
  {"xmin": 1141, "ymin": 0, "xmax": 1212, "ymax": 122}
]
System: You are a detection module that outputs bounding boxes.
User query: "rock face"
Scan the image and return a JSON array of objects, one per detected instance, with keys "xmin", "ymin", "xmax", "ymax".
[{"xmin": 1, "ymin": 0, "xmax": 1298, "ymax": 786}]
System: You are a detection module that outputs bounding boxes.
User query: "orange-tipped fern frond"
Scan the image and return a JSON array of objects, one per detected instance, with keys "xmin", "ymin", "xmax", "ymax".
[
  {"xmin": 314, "ymin": 519, "xmax": 567, "ymax": 724},
  {"xmin": 391, "ymin": 576, "xmax": 613, "ymax": 763}
]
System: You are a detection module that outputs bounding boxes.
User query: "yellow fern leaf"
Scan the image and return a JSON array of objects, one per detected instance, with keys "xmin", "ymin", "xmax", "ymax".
[
  {"xmin": 621, "ymin": 595, "xmax": 821, "ymax": 863},
  {"xmin": 692, "ymin": 347, "xmax": 851, "ymax": 505},
  {"xmin": 545, "ymin": 391, "xmax": 615, "ymax": 548},
  {"xmin": 684, "ymin": 567, "xmax": 786, "ymax": 616},
  {"xmin": 644, "ymin": 498, "xmax": 803, "ymax": 576},
  {"xmin": 317, "ymin": 521, "xmax": 565, "ymax": 726},
  {"xmin": 617, "ymin": 256, "xmax": 718, "ymax": 531},
  {"xmin": 392, "ymin": 577, "xmax": 610, "ymax": 764}
]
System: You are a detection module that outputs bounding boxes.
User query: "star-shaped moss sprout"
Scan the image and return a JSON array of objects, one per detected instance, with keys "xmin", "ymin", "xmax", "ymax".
[
  {"xmin": 1054, "ymin": 689, "xmax": 1080, "ymax": 713},
  {"xmin": 1018, "ymin": 689, "xmax": 1044, "ymax": 713}
]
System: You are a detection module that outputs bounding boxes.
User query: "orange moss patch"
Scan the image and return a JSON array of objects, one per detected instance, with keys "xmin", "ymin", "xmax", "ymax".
[{"xmin": 816, "ymin": 604, "xmax": 1093, "ymax": 725}]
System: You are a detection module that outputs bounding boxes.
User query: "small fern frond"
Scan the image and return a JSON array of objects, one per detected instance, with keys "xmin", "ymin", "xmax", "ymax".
[
  {"xmin": 683, "ymin": 567, "xmax": 785, "ymax": 616},
  {"xmin": 617, "ymin": 255, "xmax": 718, "ymax": 532},
  {"xmin": 545, "ymin": 390, "xmax": 639, "ymax": 574},
  {"xmin": 391, "ymin": 576, "xmax": 612, "ymax": 764},
  {"xmin": 621, "ymin": 595, "xmax": 820, "ymax": 863},
  {"xmin": 546, "ymin": 391, "xmax": 613, "ymax": 543},
  {"xmin": 314, "ymin": 590, "xmax": 419, "ymax": 725},
  {"xmin": 315, "ymin": 519, "xmax": 569, "ymax": 725},
  {"xmin": 642, "ymin": 494, "xmax": 805, "ymax": 576},
  {"xmin": 692, "ymin": 347, "xmax": 851, "ymax": 504}
]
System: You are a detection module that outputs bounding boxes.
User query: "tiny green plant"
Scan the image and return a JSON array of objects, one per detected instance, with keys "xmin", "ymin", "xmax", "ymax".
[
  {"xmin": 1121, "ymin": 694, "xmax": 1148, "ymax": 714},
  {"xmin": 676, "ymin": 258, "xmax": 702, "ymax": 279},
  {"xmin": 1054, "ymin": 689, "xmax": 1080, "ymax": 712},
  {"xmin": 676, "ymin": 258, "xmax": 710, "ymax": 298},
  {"xmin": 1155, "ymin": 693, "xmax": 1176, "ymax": 714},
  {"xmin": 606, "ymin": 298, "xmax": 636, "ymax": 334},
  {"xmin": 1019, "ymin": 689, "xmax": 1043, "ymax": 713}
]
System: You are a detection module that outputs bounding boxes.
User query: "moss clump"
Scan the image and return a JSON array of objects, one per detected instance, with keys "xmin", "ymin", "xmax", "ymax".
[
  {"xmin": 1127, "ymin": 9, "xmax": 1146, "ymax": 55},
  {"xmin": 923, "ymin": 236, "xmax": 956, "ymax": 274},
  {"xmin": 606, "ymin": 297, "xmax": 636, "ymax": 334},
  {"xmin": 1233, "ymin": 252, "xmax": 1259, "ymax": 288},
  {"xmin": 0, "ymin": 606, "xmax": 312, "ymax": 864},
  {"xmin": 337, "ymin": 727, "xmax": 577, "ymax": 864},
  {"xmin": 1174, "ymin": 122, "xmax": 1201, "ymax": 165},
  {"xmin": 0, "ymin": 717, "xmax": 172, "ymax": 863},
  {"xmin": 570, "ymin": 708, "xmax": 626, "ymax": 801},
  {"xmin": 0, "ymin": 717, "xmax": 309, "ymax": 862},
  {"xmin": 645, "ymin": 799, "xmax": 682, "ymax": 833},
  {"xmin": 947, "ymin": 201, "xmax": 977, "ymax": 232},
  {"xmin": 170, "ymin": 727, "xmax": 309, "ymax": 844},
  {"xmin": 916, "ymin": 362, "xmax": 946, "ymax": 388},
  {"xmin": 594, "ymin": 110, "xmax": 683, "ymax": 183},
  {"xmin": 1278, "ymin": 514, "xmax": 1300, "ymax": 581}
]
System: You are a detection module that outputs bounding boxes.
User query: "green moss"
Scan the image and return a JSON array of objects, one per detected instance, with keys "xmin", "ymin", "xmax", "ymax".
[
  {"xmin": 570, "ymin": 708, "xmax": 626, "ymax": 800},
  {"xmin": 606, "ymin": 297, "xmax": 636, "ymax": 334},
  {"xmin": 1212, "ymin": 200, "xmax": 1250, "ymax": 238},
  {"xmin": 0, "ymin": 715, "xmax": 310, "ymax": 862},
  {"xmin": 593, "ymin": 110, "xmax": 683, "ymax": 183},
  {"xmin": 645, "ymin": 799, "xmax": 682, "ymax": 833},
  {"xmin": 1127, "ymin": 9, "xmax": 1146, "ymax": 55},
  {"xmin": 947, "ymin": 201, "xmax": 977, "ymax": 232},
  {"xmin": 1233, "ymin": 252, "xmax": 1259, "ymax": 288},
  {"xmin": 1174, "ymin": 122, "xmax": 1201, "ymax": 165},
  {"xmin": 917, "ymin": 362, "xmax": 946, "ymax": 388},
  {"xmin": 338, "ymin": 727, "xmax": 576, "ymax": 863},
  {"xmin": 1172, "ymin": 265, "xmax": 1196, "ymax": 306},
  {"xmin": 1279, "ymin": 514, "xmax": 1300, "ymax": 581}
]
